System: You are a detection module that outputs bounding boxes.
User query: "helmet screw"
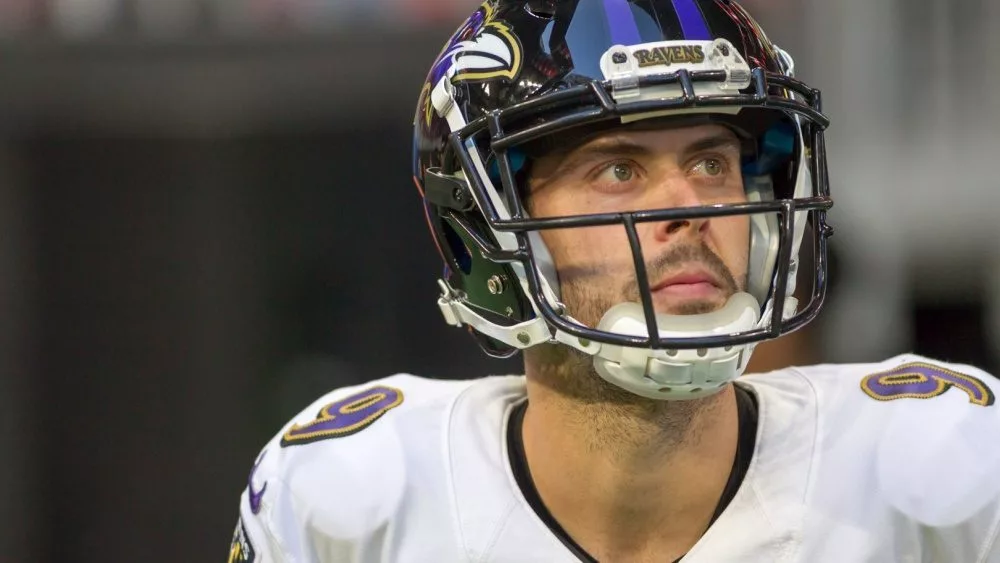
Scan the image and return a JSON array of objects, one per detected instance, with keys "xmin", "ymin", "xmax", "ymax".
[
  {"xmin": 487, "ymin": 274, "xmax": 507, "ymax": 295},
  {"xmin": 452, "ymin": 187, "xmax": 464, "ymax": 203},
  {"xmin": 612, "ymin": 52, "xmax": 628, "ymax": 64},
  {"xmin": 720, "ymin": 45, "xmax": 730, "ymax": 56},
  {"xmin": 516, "ymin": 332, "xmax": 531, "ymax": 345},
  {"xmin": 504, "ymin": 306, "xmax": 514, "ymax": 317}
]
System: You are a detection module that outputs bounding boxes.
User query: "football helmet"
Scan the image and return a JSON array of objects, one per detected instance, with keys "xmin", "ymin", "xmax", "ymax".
[{"xmin": 413, "ymin": 0, "xmax": 833, "ymax": 400}]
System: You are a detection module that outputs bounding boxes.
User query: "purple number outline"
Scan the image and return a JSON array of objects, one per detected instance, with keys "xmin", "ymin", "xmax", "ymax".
[
  {"xmin": 280, "ymin": 386, "xmax": 404, "ymax": 447},
  {"xmin": 861, "ymin": 362, "xmax": 995, "ymax": 406}
]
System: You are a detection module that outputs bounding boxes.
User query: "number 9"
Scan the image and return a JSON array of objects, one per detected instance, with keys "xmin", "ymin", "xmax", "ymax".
[
  {"xmin": 281, "ymin": 386, "xmax": 404, "ymax": 447},
  {"xmin": 861, "ymin": 363, "xmax": 994, "ymax": 406}
]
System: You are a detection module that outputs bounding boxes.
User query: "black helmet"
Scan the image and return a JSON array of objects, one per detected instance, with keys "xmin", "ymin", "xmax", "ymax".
[{"xmin": 412, "ymin": 0, "xmax": 832, "ymax": 400}]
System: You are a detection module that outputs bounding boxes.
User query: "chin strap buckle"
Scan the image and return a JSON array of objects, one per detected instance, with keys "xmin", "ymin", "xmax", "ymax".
[{"xmin": 436, "ymin": 279, "xmax": 552, "ymax": 349}]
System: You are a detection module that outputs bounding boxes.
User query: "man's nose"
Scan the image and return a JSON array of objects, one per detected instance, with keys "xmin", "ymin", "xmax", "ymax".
[{"xmin": 650, "ymin": 179, "xmax": 710, "ymax": 242}]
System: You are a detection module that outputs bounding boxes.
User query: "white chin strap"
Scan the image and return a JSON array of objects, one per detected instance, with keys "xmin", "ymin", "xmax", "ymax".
[
  {"xmin": 438, "ymin": 276, "xmax": 799, "ymax": 401},
  {"xmin": 578, "ymin": 292, "xmax": 764, "ymax": 400}
]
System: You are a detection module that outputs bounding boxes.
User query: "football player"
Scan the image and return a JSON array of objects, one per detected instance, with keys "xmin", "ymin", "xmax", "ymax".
[{"xmin": 229, "ymin": 1, "xmax": 1000, "ymax": 561}]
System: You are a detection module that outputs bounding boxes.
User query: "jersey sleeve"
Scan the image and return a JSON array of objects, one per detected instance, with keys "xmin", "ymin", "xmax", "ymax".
[{"xmin": 227, "ymin": 475, "xmax": 361, "ymax": 563}]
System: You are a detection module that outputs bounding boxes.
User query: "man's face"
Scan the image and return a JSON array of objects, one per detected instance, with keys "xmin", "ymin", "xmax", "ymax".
[{"xmin": 527, "ymin": 123, "xmax": 750, "ymax": 329}]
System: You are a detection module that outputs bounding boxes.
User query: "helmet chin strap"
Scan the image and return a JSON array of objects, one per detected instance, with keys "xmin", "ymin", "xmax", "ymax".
[{"xmin": 555, "ymin": 292, "xmax": 776, "ymax": 401}]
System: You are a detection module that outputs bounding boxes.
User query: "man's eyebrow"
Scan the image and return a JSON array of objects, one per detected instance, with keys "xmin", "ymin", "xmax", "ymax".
[
  {"xmin": 681, "ymin": 134, "xmax": 744, "ymax": 160},
  {"xmin": 552, "ymin": 140, "xmax": 653, "ymax": 176}
]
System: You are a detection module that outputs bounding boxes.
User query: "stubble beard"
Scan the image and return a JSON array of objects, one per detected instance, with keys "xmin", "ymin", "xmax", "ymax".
[{"xmin": 524, "ymin": 242, "xmax": 741, "ymax": 454}]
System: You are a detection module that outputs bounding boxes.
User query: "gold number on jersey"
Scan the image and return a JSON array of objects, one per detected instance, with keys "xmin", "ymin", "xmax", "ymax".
[
  {"xmin": 860, "ymin": 362, "xmax": 995, "ymax": 406},
  {"xmin": 280, "ymin": 386, "xmax": 404, "ymax": 446}
]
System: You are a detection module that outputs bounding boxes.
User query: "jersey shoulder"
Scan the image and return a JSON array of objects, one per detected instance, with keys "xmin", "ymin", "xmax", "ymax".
[
  {"xmin": 238, "ymin": 373, "xmax": 482, "ymax": 554},
  {"xmin": 745, "ymin": 352, "xmax": 997, "ymax": 415},
  {"xmin": 273, "ymin": 372, "xmax": 469, "ymax": 448},
  {"xmin": 798, "ymin": 353, "xmax": 995, "ymax": 407},
  {"xmin": 755, "ymin": 354, "xmax": 1000, "ymax": 530}
]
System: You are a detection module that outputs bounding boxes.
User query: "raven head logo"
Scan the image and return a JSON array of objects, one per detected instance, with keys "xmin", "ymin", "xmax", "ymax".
[{"xmin": 430, "ymin": 2, "xmax": 522, "ymax": 85}]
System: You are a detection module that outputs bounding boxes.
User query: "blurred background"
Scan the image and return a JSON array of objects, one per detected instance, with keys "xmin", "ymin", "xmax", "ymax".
[{"xmin": 1, "ymin": 0, "xmax": 999, "ymax": 560}]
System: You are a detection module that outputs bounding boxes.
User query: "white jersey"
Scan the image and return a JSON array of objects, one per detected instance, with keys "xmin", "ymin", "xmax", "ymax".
[{"xmin": 228, "ymin": 354, "xmax": 1000, "ymax": 562}]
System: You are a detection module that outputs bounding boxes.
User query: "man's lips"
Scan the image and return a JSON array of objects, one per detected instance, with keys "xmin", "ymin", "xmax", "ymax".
[{"xmin": 651, "ymin": 272, "xmax": 723, "ymax": 298}]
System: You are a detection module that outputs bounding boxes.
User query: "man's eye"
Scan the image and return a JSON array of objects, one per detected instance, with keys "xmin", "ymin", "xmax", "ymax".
[
  {"xmin": 691, "ymin": 157, "xmax": 726, "ymax": 177},
  {"xmin": 599, "ymin": 162, "xmax": 636, "ymax": 183}
]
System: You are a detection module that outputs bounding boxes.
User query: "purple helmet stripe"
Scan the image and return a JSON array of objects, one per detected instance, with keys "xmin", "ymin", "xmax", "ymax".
[
  {"xmin": 670, "ymin": 0, "xmax": 711, "ymax": 40},
  {"xmin": 602, "ymin": 0, "xmax": 642, "ymax": 45}
]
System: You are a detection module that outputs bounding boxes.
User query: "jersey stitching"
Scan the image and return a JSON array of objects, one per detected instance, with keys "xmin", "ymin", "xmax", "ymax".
[
  {"xmin": 742, "ymin": 389, "xmax": 779, "ymax": 539},
  {"xmin": 976, "ymin": 487, "xmax": 1000, "ymax": 561},
  {"xmin": 479, "ymin": 498, "xmax": 521, "ymax": 561},
  {"xmin": 757, "ymin": 368, "xmax": 821, "ymax": 559},
  {"xmin": 258, "ymin": 475, "xmax": 298, "ymax": 563},
  {"xmin": 786, "ymin": 366, "xmax": 823, "ymax": 508},
  {"xmin": 444, "ymin": 378, "xmax": 480, "ymax": 560}
]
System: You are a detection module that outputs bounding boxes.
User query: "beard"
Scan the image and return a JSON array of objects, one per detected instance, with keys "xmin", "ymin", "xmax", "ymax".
[{"xmin": 523, "ymin": 241, "xmax": 742, "ymax": 449}]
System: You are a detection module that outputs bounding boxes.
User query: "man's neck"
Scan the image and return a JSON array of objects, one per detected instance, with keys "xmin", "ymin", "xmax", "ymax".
[{"xmin": 520, "ymin": 374, "xmax": 739, "ymax": 562}]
